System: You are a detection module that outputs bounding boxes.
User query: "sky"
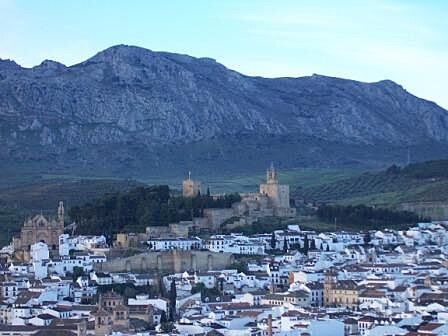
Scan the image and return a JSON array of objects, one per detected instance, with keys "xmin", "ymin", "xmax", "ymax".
[{"xmin": 1, "ymin": 0, "xmax": 447, "ymax": 108}]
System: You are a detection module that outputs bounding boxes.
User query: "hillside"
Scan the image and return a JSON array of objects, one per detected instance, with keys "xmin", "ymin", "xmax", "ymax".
[
  {"xmin": 1, "ymin": 45, "xmax": 448, "ymax": 178},
  {"xmin": 0, "ymin": 179, "xmax": 142, "ymax": 246},
  {"xmin": 293, "ymin": 160, "xmax": 448, "ymax": 219}
]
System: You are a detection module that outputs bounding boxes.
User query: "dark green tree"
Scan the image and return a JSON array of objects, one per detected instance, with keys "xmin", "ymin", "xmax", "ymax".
[
  {"xmin": 310, "ymin": 239, "xmax": 316, "ymax": 250},
  {"xmin": 71, "ymin": 266, "xmax": 85, "ymax": 281},
  {"xmin": 160, "ymin": 310, "xmax": 175, "ymax": 332},
  {"xmin": 160, "ymin": 310, "xmax": 167, "ymax": 323},
  {"xmin": 364, "ymin": 231, "xmax": 372, "ymax": 245},
  {"xmin": 283, "ymin": 236, "xmax": 288, "ymax": 253},
  {"xmin": 270, "ymin": 232, "xmax": 277, "ymax": 250},
  {"xmin": 303, "ymin": 235, "xmax": 309, "ymax": 254},
  {"xmin": 169, "ymin": 278, "xmax": 177, "ymax": 322}
]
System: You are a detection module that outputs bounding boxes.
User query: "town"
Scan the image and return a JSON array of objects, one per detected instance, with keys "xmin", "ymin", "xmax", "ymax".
[{"xmin": 0, "ymin": 166, "xmax": 447, "ymax": 336}]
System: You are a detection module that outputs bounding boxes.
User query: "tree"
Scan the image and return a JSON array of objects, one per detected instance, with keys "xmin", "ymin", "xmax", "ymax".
[
  {"xmin": 283, "ymin": 236, "xmax": 288, "ymax": 253},
  {"xmin": 303, "ymin": 234, "xmax": 309, "ymax": 254},
  {"xmin": 191, "ymin": 282, "xmax": 206, "ymax": 295},
  {"xmin": 160, "ymin": 310, "xmax": 167, "ymax": 323},
  {"xmin": 364, "ymin": 231, "xmax": 372, "ymax": 245},
  {"xmin": 326, "ymin": 244, "xmax": 330, "ymax": 252},
  {"xmin": 123, "ymin": 286, "xmax": 137, "ymax": 299},
  {"xmin": 270, "ymin": 232, "xmax": 277, "ymax": 250},
  {"xmin": 319, "ymin": 242, "xmax": 323, "ymax": 250},
  {"xmin": 310, "ymin": 239, "xmax": 316, "ymax": 250},
  {"xmin": 206, "ymin": 187, "xmax": 211, "ymax": 197},
  {"xmin": 169, "ymin": 278, "xmax": 177, "ymax": 321},
  {"xmin": 160, "ymin": 311, "xmax": 175, "ymax": 333},
  {"xmin": 71, "ymin": 266, "xmax": 85, "ymax": 281}
]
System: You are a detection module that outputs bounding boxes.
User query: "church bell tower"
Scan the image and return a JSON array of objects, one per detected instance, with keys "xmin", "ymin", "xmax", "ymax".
[{"xmin": 58, "ymin": 201, "xmax": 65, "ymax": 226}]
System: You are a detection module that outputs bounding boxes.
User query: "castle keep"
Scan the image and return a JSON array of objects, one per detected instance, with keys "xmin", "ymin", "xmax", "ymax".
[{"xmin": 259, "ymin": 163, "xmax": 295, "ymax": 217}]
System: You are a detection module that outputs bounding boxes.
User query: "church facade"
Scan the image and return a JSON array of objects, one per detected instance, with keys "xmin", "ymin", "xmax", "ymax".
[{"xmin": 13, "ymin": 201, "xmax": 65, "ymax": 261}]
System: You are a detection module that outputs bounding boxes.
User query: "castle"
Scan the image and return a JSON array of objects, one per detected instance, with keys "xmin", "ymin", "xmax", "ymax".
[
  {"xmin": 259, "ymin": 163, "xmax": 295, "ymax": 216},
  {"xmin": 13, "ymin": 202, "xmax": 65, "ymax": 261},
  {"xmin": 148, "ymin": 164, "xmax": 296, "ymax": 238}
]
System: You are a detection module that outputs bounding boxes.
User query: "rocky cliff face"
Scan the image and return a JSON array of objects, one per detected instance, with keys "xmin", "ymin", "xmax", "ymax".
[{"xmin": 1, "ymin": 44, "xmax": 448, "ymax": 177}]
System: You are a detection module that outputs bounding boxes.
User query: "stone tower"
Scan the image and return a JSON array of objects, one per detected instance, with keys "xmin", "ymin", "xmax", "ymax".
[
  {"xmin": 182, "ymin": 172, "xmax": 201, "ymax": 198},
  {"xmin": 266, "ymin": 162, "xmax": 278, "ymax": 184},
  {"xmin": 324, "ymin": 269, "xmax": 337, "ymax": 306},
  {"xmin": 260, "ymin": 163, "xmax": 290, "ymax": 209}
]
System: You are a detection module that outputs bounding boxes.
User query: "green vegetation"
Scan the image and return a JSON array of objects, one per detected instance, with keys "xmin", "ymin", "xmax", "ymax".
[
  {"xmin": 401, "ymin": 159, "xmax": 448, "ymax": 179},
  {"xmin": 201, "ymin": 168, "xmax": 362, "ymax": 194},
  {"xmin": 69, "ymin": 186, "xmax": 241, "ymax": 240},
  {"xmin": 191, "ymin": 283, "xmax": 221, "ymax": 299},
  {"xmin": 317, "ymin": 204, "xmax": 425, "ymax": 230},
  {"xmin": 0, "ymin": 178, "xmax": 141, "ymax": 247},
  {"xmin": 97, "ymin": 283, "xmax": 157, "ymax": 299},
  {"xmin": 294, "ymin": 160, "xmax": 448, "ymax": 213}
]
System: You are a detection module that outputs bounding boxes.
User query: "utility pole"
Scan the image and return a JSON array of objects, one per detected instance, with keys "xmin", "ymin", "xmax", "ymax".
[{"xmin": 334, "ymin": 217, "xmax": 337, "ymax": 232}]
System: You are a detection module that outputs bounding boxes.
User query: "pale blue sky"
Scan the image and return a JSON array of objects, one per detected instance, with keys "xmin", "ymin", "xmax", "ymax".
[{"xmin": 1, "ymin": 0, "xmax": 447, "ymax": 108}]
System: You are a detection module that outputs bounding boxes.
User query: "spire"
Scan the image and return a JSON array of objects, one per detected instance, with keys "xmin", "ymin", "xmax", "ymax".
[
  {"xmin": 188, "ymin": 171, "xmax": 191, "ymax": 180},
  {"xmin": 58, "ymin": 201, "xmax": 64, "ymax": 226}
]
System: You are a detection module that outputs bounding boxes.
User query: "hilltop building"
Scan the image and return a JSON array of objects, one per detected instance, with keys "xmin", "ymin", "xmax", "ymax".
[
  {"xmin": 182, "ymin": 172, "xmax": 201, "ymax": 198},
  {"xmin": 259, "ymin": 163, "xmax": 295, "ymax": 217},
  {"xmin": 13, "ymin": 201, "xmax": 65, "ymax": 261},
  {"xmin": 148, "ymin": 165, "xmax": 296, "ymax": 238}
]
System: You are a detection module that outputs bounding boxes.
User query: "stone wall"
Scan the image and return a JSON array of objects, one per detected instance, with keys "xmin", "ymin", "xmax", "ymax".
[
  {"xmin": 95, "ymin": 250, "xmax": 234, "ymax": 274},
  {"xmin": 203, "ymin": 208, "xmax": 234, "ymax": 229}
]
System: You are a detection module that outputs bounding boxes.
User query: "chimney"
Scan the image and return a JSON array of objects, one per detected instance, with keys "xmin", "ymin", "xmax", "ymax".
[{"xmin": 267, "ymin": 314, "xmax": 273, "ymax": 336}]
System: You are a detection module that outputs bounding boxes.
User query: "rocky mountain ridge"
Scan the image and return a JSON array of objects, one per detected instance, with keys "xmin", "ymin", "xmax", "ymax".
[{"xmin": 1, "ymin": 44, "xmax": 448, "ymax": 177}]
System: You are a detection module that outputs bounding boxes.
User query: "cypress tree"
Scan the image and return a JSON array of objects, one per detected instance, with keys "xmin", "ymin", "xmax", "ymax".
[
  {"xmin": 283, "ymin": 236, "xmax": 288, "ymax": 253},
  {"xmin": 270, "ymin": 232, "xmax": 277, "ymax": 250},
  {"xmin": 169, "ymin": 278, "xmax": 177, "ymax": 321},
  {"xmin": 303, "ymin": 234, "xmax": 309, "ymax": 254}
]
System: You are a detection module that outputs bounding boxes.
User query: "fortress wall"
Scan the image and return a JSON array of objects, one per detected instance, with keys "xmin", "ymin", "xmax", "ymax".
[{"xmin": 95, "ymin": 250, "xmax": 234, "ymax": 274}]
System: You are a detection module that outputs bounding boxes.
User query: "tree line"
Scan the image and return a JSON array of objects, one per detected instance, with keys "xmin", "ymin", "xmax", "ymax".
[
  {"xmin": 68, "ymin": 185, "xmax": 241, "ymax": 239},
  {"xmin": 387, "ymin": 159, "xmax": 448, "ymax": 179},
  {"xmin": 317, "ymin": 204, "xmax": 425, "ymax": 229}
]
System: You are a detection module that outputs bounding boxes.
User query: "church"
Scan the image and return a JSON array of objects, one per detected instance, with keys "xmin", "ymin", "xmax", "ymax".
[{"xmin": 13, "ymin": 201, "xmax": 65, "ymax": 261}]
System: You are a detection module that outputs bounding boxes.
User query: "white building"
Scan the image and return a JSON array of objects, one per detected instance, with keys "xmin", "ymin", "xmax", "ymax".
[
  {"xmin": 30, "ymin": 242, "xmax": 49, "ymax": 261},
  {"xmin": 148, "ymin": 237, "xmax": 202, "ymax": 251}
]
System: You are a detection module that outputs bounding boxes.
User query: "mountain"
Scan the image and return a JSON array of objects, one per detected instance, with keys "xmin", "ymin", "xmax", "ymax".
[{"xmin": 1, "ymin": 44, "xmax": 448, "ymax": 178}]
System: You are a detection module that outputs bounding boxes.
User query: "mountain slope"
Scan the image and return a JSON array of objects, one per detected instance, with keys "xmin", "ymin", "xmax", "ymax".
[
  {"xmin": 293, "ymin": 160, "xmax": 448, "ymax": 220},
  {"xmin": 1, "ymin": 44, "xmax": 448, "ymax": 177}
]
